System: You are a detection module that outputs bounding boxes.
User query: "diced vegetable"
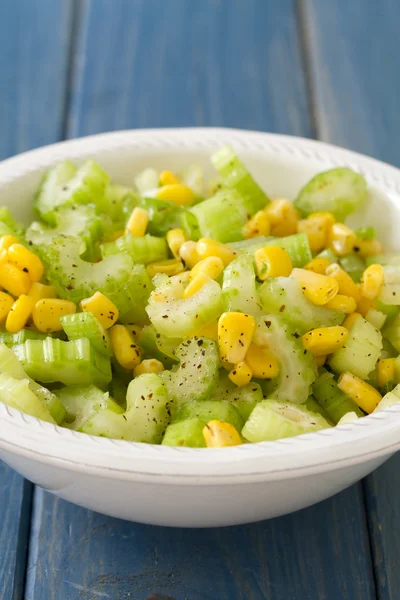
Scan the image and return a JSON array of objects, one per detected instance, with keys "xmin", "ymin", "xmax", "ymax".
[
  {"xmin": 61, "ymin": 312, "xmax": 112, "ymax": 356},
  {"xmin": 57, "ymin": 384, "xmax": 123, "ymax": 430},
  {"xmin": 190, "ymin": 189, "xmax": 249, "ymax": 243},
  {"xmin": 101, "ymin": 233, "xmax": 168, "ymax": 264},
  {"xmin": 313, "ymin": 370, "xmax": 364, "ymax": 423}
]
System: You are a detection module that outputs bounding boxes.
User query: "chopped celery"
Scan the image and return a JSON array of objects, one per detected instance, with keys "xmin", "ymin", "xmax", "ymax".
[
  {"xmin": 329, "ymin": 316, "xmax": 382, "ymax": 379},
  {"xmin": 137, "ymin": 325, "xmax": 178, "ymax": 369},
  {"xmin": 229, "ymin": 236, "xmax": 270, "ymax": 253},
  {"xmin": 313, "ymin": 370, "xmax": 364, "ymax": 423},
  {"xmin": 367, "ymin": 253, "xmax": 400, "ymax": 267},
  {"xmin": 259, "ymin": 277, "xmax": 344, "ymax": 333},
  {"xmin": 190, "ymin": 189, "xmax": 249, "ymax": 243},
  {"xmin": 0, "ymin": 329, "xmax": 48, "ymax": 347},
  {"xmin": 209, "ymin": 373, "xmax": 262, "ymax": 420},
  {"xmin": 0, "ymin": 207, "xmax": 24, "ymax": 236},
  {"xmin": 61, "ymin": 312, "xmax": 112, "ymax": 356},
  {"xmin": 242, "ymin": 400, "xmax": 331, "ymax": 442},
  {"xmin": 109, "ymin": 376, "xmax": 128, "ymax": 408},
  {"xmin": 35, "ymin": 160, "xmax": 109, "ymax": 225},
  {"xmin": 13, "ymin": 338, "xmax": 112, "ymax": 389},
  {"xmin": 337, "ymin": 412, "xmax": 360, "ymax": 425},
  {"xmin": 374, "ymin": 384, "xmax": 400, "ymax": 411},
  {"xmin": 162, "ymin": 418, "xmax": 206, "ymax": 447},
  {"xmin": 135, "ymin": 168, "xmax": 159, "ymax": 195},
  {"xmin": 294, "ymin": 167, "xmax": 367, "ymax": 220},
  {"xmin": 27, "ymin": 204, "xmax": 104, "ymax": 261},
  {"xmin": 140, "ymin": 197, "xmax": 200, "ymax": 240},
  {"xmin": 0, "ymin": 343, "xmax": 66, "ymax": 423},
  {"xmin": 376, "ymin": 299, "xmax": 398, "ymax": 323},
  {"xmin": 57, "ymin": 385, "xmax": 123, "ymax": 430},
  {"xmin": 81, "ymin": 373, "xmax": 171, "ymax": 443},
  {"xmin": 379, "ymin": 266, "xmax": 400, "ymax": 305},
  {"xmin": 146, "ymin": 274, "xmax": 223, "ymax": 338},
  {"xmin": 382, "ymin": 313, "xmax": 400, "ymax": 352},
  {"xmin": 172, "ymin": 400, "xmax": 243, "ymax": 431},
  {"xmin": 222, "ymin": 254, "xmax": 261, "ymax": 316},
  {"xmin": 180, "ymin": 164, "xmax": 204, "ymax": 196},
  {"xmin": 211, "ymin": 145, "xmax": 268, "ymax": 213},
  {"xmin": 316, "ymin": 248, "xmax": 337, "ymax": 264},
  {"xmin": 230, "ymin": 233, "xmax": 312, "ymax": 268},
  {"xmin": 254, "ymin": 315, "xmax": 315, "ymax": 404},
  {"xmin": 101, "ymin": 233, "xmax": 168, "ymax": 264},
  {"xmin": 305, "ymin": 395, "xmax": 334, "ymax": 425},
  {"xmin": 161, "ymin": 337, "xmax": 220, "ymax": 405},
  {"xmin": 365, "ymin": 308, "xmax": 386, "ymax": 330},
  {"xmin": 339, "ymin": 254, "xmax": 365, "ymax": 283},
  {"xmin": 41, "ymin": 235, "xmax": 152, "ymax": 322},
  {"xmin": 97, "ymin": 184, "xmax": 138, "ymax": 222},
  {"xmin": 0, "ymin": 374, "xmax": 55, "ymax": 423},
  {"xmin": 354, "ymin": 226, "xmax": 376, "ymax": 240}
]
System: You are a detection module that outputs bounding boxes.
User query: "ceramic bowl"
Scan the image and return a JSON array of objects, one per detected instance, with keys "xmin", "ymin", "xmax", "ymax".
[{"xmin": 1, "ymin": 128, "xmax": 400, "ymax": 527}]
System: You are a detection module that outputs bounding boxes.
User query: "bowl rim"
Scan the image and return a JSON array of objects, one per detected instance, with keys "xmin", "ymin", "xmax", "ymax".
[{"xmin": 1, "ymin": 126, "xmax": 400, "ymax": 482}]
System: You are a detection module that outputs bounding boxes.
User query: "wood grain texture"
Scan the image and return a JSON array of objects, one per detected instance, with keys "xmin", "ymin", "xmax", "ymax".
[
  {"xmin": 304, "ymin": 0, "xmax": 400, "ymax": 598},
  {"xmin": 0, "ymin": 1, "xmax": 73, "ymax": 598},
  {"xmin": 24, "ymin": 1, "xmax": 376, "ymax": 599}
]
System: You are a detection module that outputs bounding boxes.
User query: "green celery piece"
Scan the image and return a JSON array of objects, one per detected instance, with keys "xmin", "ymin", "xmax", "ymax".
[
  {"xmin": 140, "ymin": 197, "xmax": 200, "ymax": 240},
  {"xmin": 294, "ymin": 167, "xmax": 367, "ymax": 220},
  {"xmin": 97, "ymin": 184, "xmax": 138, "ymax": 222},
  {"xmin": 211, "ymin": 145, "xmax": 268, "ymax": 213},
  {"xmin": 35, "ymin": 160, "xmax": 109, "ymax": 225},
  {"xmin": 26, "ymin": 204, "xmax": 104, "ymax": 262},
  {"xmin": 162, "ymin": 418, "xmax": 206, "ymax": 447},
  {"xmin": 339, "ymin": 253, "xmax": 365, "ymax": 283},
  {"xmin": 61, "ymin": 312, "xmax": 112, "ymax": 356},
  {"xmin": 135, "ymin": 168, "xmax": 159, "ymax": 195},
  {"xmin": 316, "ymin": 248, "xmax": 337, "ymax": 264},
  {"xmin": 375, "ymin": 384, "xmax": 400, "ymax": 411},
  {"xmin": 376, "ymin": 299, "xmax": 398, "ymax": 323},
  {"xmin": 172, "ymin": 400, "xmax": 243, "ymax": 431},
  {"xmin": 222, "ymin": 254, "xmax": 261, "ymax": 317},
  {"xmin": 0, "ymin": 207, "xmax": 25, "ymax": 236},
  {"xmin": 180, "ymin": 164, "xmax": 204, "ymax": 197},
  {"xmin": 259, "ymin": 277, "xmax": 344, "ymax": 333},
  {"xmin": 230, "ymin": 233, "xmax": 312, "ymax": 268},
  {"xmin": 305, "ymin": 395, "xmax": 334, "ymax": 425},
  {"xmin": 242, "ymin": 399, "xmax": 331, "ymax": 443},
  {"xmin": 56, "ymin": 384, "xmax": 123, "ymax": 430},
  {"xmin": 190, "ymin": 188, "xmax": 249, "ymax": 243},
  {"xmin": 12, "ymin": 337, "xmax": 112, "ymax": 389},
  {"xmin": 0, "ymin": 329, "xmax": 48, "ymax": 347},
  {"xmin": 161, "ymin": 337, "xmax": 220, "ymax": 406},
  {"xmin": 0, "ymin": 343, "xmax": 65, "ymax": 423},
  {"xmin": 41, "ymin": 235, "xmax": 152, "ymax": 323},
  {"xmin": 0, "ymin": 374, "xmax": 55, "ymax": 423},
  {"xmin": 81, "ymin": 373, "xmax": 171, "ymax": 443},
  {"xmin": 365, "ymin": 308, "xmax": 386, "ymax": 330},
  {"xmin": 146, "ymin": 273, "xmax": 223, "ymax": 338},
  {"xmin": 254, "ymin": 315, "xmax": 315, "ymax": 404},
  {"xmin": 382, "ymin": 313, "xmax": 400, "ymax": 353},
  {"xmin": 354, "ymin": 226, "xmax": 376, "ymax": 240},
  {"xmin": 313, "ymin": 370, "xmax": 364, "ymax": 423},
  {"xmin": 328, "ymin": 316, "xmax": 382, "ymax": 379},
  {"xmin": 208, "ymin": 371, "xmax": 263, "ymax": 421},
  {"xmin": 101, "ymin": 233, "xmax": 168, "ymax": 264},
  {"xmin": 366, "ymin": 253, "xmax": 400, "ymax": 267},
  {"xmin": 379, "ymin": 265, "xmax": 400, "ymax": 306},
  {"xmin": 109, "ymin": 376, "xmax": 128, "ymax": 408},
  {"xmin": 137, "ymin": 325, "xmax": 178, "ymax": 369}
]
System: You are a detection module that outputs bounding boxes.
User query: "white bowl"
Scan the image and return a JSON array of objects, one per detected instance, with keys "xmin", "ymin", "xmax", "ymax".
[{"xmin": 1, "ymin": 128, "xmax": 400, "ymax": 528}]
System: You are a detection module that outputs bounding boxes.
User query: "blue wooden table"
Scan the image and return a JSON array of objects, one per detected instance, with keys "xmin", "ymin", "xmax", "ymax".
[{"xmin": 1, "ymin": 1, "xmax": 400, "ymax": 598}]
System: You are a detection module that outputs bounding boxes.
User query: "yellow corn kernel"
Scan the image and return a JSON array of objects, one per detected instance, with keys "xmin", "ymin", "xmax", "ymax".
[
  {"xmin": 156, "ymin": 184, "xmax": 195, "ymax": 206},
  {"xmin": 0, "ymin": 291, "xmax": 15, "ymax": 322},
  {"xmin": 243, "ymin": 211, "xmax": 271, "ymax": 239},
  {"xmin": 183, "ymin": 272, "xmax": 210, "ymax": 298},
  {"xmin": 353, "ymin": 238, "xmax": 383, "ymax": 258},
  {"xmin": 28, "ymin": 282, "xmax": 57, "ymax": 303},
  {"xmin": 32, "ymin": 298, "xmax": 76, "ymax": 333},
  {"xmin": 6, "ymin": 295, "xmax": 34, "ymax": 333},
  {"xmin": 328, "ymin": 223, "xmax": 357, "ymax": 256},
  {"xmin": 315, "ymin": 355, "xmax": 327, "ymax": 367},
  {"xmin": 304, "ymin": 257, "xmax": 331, "ymax": 275},
  {"xmin": 190, "ymin": 256, "xmax": 224, "ymax": 280},
  {"xmin": 0, "ymin": 263, "xmax": 31, "ymax": 297},
  {"xmin": 325, "ymin": 294, "xmax": 357, "ymax": 313},
  {"xmin": 110, "ymin": 324, "xmax": 142, "ymax": 369},
  {"xmin": 196, "ymin": 238, "xmax": 236, "ymax": 266},
  {"xmin": 134, "ymin": 358, "xmax": 165, "ymax": 376},
  {"xmin": 81, "ymin": 291, "xmax": 119, "ymax": 329},
  {"xmin": 377, "ymin": 358, "xmax": 396, "ymax": 389},
  {"xmin": 7, "ymin": 244, "xmax": 44, "ymax": 283},
  {"xmin": 193, "ymin": 320, "xmax": 218, "ymax": 341},
  {"xmin": 357, "ymin": 295, "xmax": 376, "ymax": 317},
  {"xmin": 159, "ymin": 170, "xmax": 180, "ymax": 186},
  {"xmin": 264, "ymin": 198, "xmax": 299, "ymax": 237},
  {"xmin": 100, "ymin": 230, "xmax": 125, "ymax": 243},
  {"xmin": 308, "ymin": 211, "xmax": 336, "ymax": 228},
  {"xmin": 360, "ymin": 264, "xmax": 384, "ymax": 300},
  {"xmin": 254, "ymin": 246, "xmax": 293, "ymax": 280},
  {"xmin": 325, "ymin": 263, "xmax": 361, "ymax": 304},
  {"xmin": 297, "ymin": 218, "xmax": 326, "ymax": 254},
  {"xmin": 228, "ymin": 361, "xmax": 253, "ymax": 387},
  {"xmin": 146, "ymin": 259, "xmax": 185, "ymax": 277},
  {"xmin": 166, "ymin": 228, "xmax": 187, "ymax": 259},
  {"xmin": 126, "ymin": 207, "xmax": 149, "ymax": 237},
  {"xmin": 179, "ymin": 241, "xmax": 200, "ymax": 269},
  {"xmin": 218, "ymin": 312, "xmax": 256, "ymax": 363},
  {"xmin": 302, "ymin": 326, "xmax": 348, "ymax": 357},
  {"xmin": 203, "ymin": 420, "xmax": 242, "ymax": 448},
  {"xmin": 0, "ymin": 235, "xmax": 19, "ymax": 251},
  {"xmin": 245, "ymin": 343, "xmax": 280, "ymax": 379},
  {"xmin": 343, "ymin": 312, "xmax": 362, "ymax": 329},
  {"xmin": 221, "ymin": 360, "xmax": 234, "ymax": 371},
  {"xmin": 291, "ymin": 268, "xmax": 339, "ymax": 305},
  {"xmin": 338, "ymin": 372, "xmax": 382, "ymax": 413}
]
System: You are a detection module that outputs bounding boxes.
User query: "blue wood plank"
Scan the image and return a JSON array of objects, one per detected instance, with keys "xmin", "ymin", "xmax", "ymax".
[
  {"xmin": 303, "ymin": 1, "xmax": 400, "ymax": 598},
  {"xmin": 0, "ymin": 1, "xmax": 74, "ymax": 598},
  {"xmin": 24, "ymin": 1, "xmax": 376, "ymax": 599}
]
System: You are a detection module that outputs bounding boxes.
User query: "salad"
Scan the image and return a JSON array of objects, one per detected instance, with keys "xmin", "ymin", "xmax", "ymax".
[{"xmin": 0, "ymin": 145, "xmax": 398, "ymax": 448}]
